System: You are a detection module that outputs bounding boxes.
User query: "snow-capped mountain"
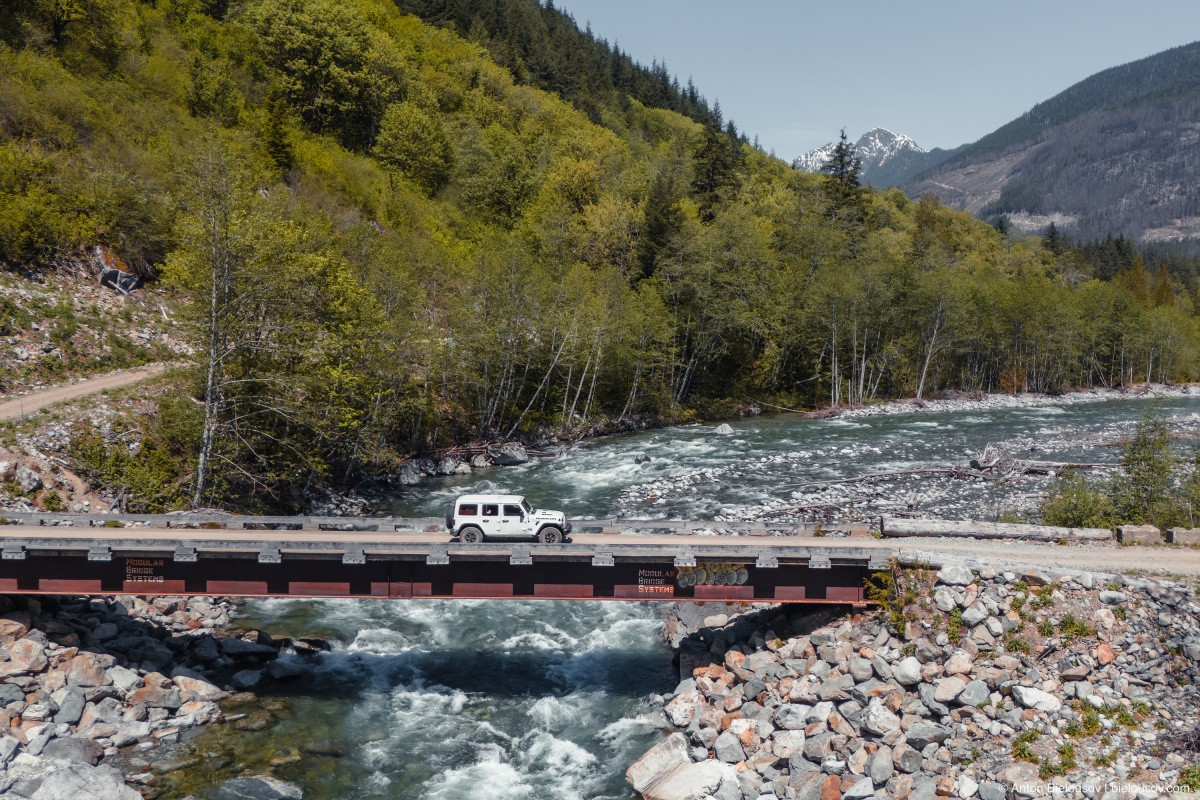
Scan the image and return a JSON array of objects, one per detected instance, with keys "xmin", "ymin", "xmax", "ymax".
[{"xmin": 792, "ymin": 128, "xmax": 934, "ymax": 187}]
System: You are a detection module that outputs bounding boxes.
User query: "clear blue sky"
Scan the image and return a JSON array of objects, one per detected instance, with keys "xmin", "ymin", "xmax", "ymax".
[{"xmin": 554, "ymin": 0, "xmax": 1200, "ymax": 159}]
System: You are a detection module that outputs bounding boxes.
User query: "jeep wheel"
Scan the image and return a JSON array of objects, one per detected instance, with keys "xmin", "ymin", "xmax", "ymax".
[
  {"xmin": 460, "ymin": 526, "xmax": 483, "ymax": 544},
  {"xmin": 538, "ymin": 526, "xmax": 563, "ymax": 544}
]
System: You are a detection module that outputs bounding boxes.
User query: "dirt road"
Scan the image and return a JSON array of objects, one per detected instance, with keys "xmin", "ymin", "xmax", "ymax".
[{"xmin": 0, "ymin": 364, "xmax": 168, "ymax": 421}]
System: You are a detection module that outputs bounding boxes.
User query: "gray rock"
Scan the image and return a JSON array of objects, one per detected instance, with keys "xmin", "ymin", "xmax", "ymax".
[
  {"xmin": 870, "ymin": 655, "xmax": 893, "ymax": 681},
  {"xmin": 911, "ymin": 774, "xmax": 939, "ymax": 800},
  {"xmin": 0, "ymin": 682, "xmax": 24, "ymax": 706},
  {"xmin": 905, "ymin": 722, "xmax": 950, "ymax": 749},
  {"xmin": 790, "ymin": 770, "xmax": 826, "ymax": 800},
  {"xmin": 818, "ymin": 674, "xmax": 854, "ymax": 702},
  {"xmin": 961, "ymin": 603, "xmax": 988, "ymax": 627},
  {"xmin": 774, "ymin": 704, "xmax": 809, "ymax": 730},
  {"xmin": 14, "ymin": 466, "xmax": 43, "ymax": 493},
  {"xmin": 18, "ymin": 762, "xmax": 141, "ymax": 800},
  {"xmin": 917, "ymin": 684, "xmax": 949, "ymax": 716},
  {"xmin": 802, "ymin": 732, "xmax": 834, "ymax": 761},
  {"xmin": 893, "ymin": 656, "xmax": 922, "ymax": 685},
  {"xmin": 714, "ymin": 730, "xmax": 746, "ymax": 763},
  {"xmin": 867, "ymin": 746, "xmax": 893, "ymax": 783},
  {"xmin": 788, "ymin": 751, "xmax": 820, "ymax": 776},
  {"xmin": 934, "ymin": 589, "xmax": 956, "ymax": 612},
  {"xmin": 937, "ymin": 565, "xmax": 974, "ymax": 586},
  {"xmin": 491, "ymin": 443, "xmax": 530, "ymax": 466},
  {"xmin": 1011, "ymin": 686, "xmax": 1062, "ymax": 713},
  {"xmin": 627, "ymin": 732, "xmax": 689, "ymax": 795},
  {"xmin": 848, "ymin": 657, "xmax": 874, "ymax": 683},
  {"xmin": 893, "ymin": 743, "xmax": 923, "ymax": 773},
  {"xmin": 956, "ymin": 680, "xmax": 990, "ymax": 707},
  {"xmin": 40, "ymin": 736, "xmax": 102, "ymax": 766},
  {"xmin": 50, "ymin": 686, "xmax": 85, "ymax": 725},
  {"xmin": 219, "ymin": 638, "xmax": 277, "ymax": 658},
  {"xmin": 977, "ymin": 781, "xmax": 1007, "ymax": 800},
  {"xmin": 1099, "ymin": 591, "xmax": 1127, "ymax": 604},
  {"xmin": 861, "ymin": 699, "xmax": 901, "ymax": 736},
  {"xmin": 0, "ymin": 735, "xmax": 18, "ymax": 765},
  {"xmin": 210, "ymin": 776, "xmax": 304, "ymax": 800},
  {"xmin": 843, "ymin": 777, "xmax": 874, "ymax": 799},
  {"xmin": 231, "ymin": 669, "xmax": 264, "ymax": 691},
  {"xmin": 714, "ymin": 423, "xmax": 735, "ymax": 436}
]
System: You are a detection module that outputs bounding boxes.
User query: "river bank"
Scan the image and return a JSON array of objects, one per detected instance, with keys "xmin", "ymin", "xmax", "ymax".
[
  {"xmin": 635, "ymin": 563, "xmax": 1200, "ymax": 800},
  {"xmin": 0, "ymin": 593, "xmax": 324, "ymax": 800}
]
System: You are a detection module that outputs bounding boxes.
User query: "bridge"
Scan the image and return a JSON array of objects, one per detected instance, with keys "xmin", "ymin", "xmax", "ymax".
[{"xmin": 0, "ymin": 511, "xmax": 888, "ymax": 603}]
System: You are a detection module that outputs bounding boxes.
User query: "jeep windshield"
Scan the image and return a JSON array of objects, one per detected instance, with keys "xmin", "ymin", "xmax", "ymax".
[{"xmin": 521, "ymin": 499, "xmax": 533, "ymax": 514}]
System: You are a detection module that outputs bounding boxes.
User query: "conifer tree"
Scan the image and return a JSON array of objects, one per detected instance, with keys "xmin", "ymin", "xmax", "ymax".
[{"xmin": 820, "ymin": 129, "xmax": 865, "ymax": 222}]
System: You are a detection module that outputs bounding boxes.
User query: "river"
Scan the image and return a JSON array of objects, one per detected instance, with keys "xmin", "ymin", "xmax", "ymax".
[{"xmin": 158, "ymin": 392, "xmax": 1200, "ymax": 800}]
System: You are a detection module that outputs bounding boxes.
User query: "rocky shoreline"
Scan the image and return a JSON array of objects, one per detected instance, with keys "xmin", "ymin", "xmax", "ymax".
[
  {"xmin": 830, "ymin": 383, "xmax": 1200, "ymax": 421},
  {"xmin": 0, "ymin": 593, "xmax": 319, "ymax": 800},
  {"xmin": 633, "ymin": 562, "xmax": 1200, "ymax": 800}
]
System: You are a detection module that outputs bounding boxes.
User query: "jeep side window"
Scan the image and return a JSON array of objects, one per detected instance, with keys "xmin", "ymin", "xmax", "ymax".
[
  {"xmin": 459, "ymin": 504, "xmax": 477, "ymax": 516},
  {"xmin": 503, "ymin": 504, "xmax": 523, "ymax": 518},
  {"xmin": 482, "ymin": 504, "xmax": 498, "ymax": 516}
]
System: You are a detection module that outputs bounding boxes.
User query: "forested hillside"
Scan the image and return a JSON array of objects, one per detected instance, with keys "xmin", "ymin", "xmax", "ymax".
[
  {"xmin": 904, "ymin": 40, "xmax": 1200, "ymax": 241},
  {"xmin": 2, "ymin": 0, "xmax": 1199, "ymax": 511}
]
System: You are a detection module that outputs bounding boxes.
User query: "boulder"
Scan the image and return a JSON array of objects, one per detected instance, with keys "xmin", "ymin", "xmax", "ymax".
[
  {"xmin": 1011, "ymin": 686, "xmax": 1062, "ymax": 713},
  {"xmin": 713, "ymin": 730, "xmax": 745, "ymax": 763},
  {"xmin": 14, "ymin": 761, "xmax": 141, "ymax": 800},
  {"xmin": 639, "ymin": 759, "xmax": 735, "ymax": 800},
  {"xmin": 860, "ymin": 699, "xmax": 901, "ymax": 737},
  {"xmin": 0, "ymin": 637, "xmax": 48, "ymax": 676},
  {"xmin": 66, "ymin": 652, "xmax": 113, "ymax": 688},
  {"xmin": 936, "ymin": 565, "xmax": 973, "ymax": 586},
  {"xmin": 905, "ymin": 722, "xmax": 950, "ymax": 749},
  {"xmin": 14, "ymin": 465, "xmax": 43, "ymax": 493},
  {"xmin": 629, "ymin": 733, "xmax": 691, "ymax": 794},
  {"xmin": 231, "ymin": 669, "xmax": 264, "ymax": 690},
  {"xmin": 713, "ymin": 423, "xmax": 735, "ymax": 436},
  {"xmin": 51, "ymin": 685, "xmax": 86, "ymax": 725},
  {"xmin": 893, "ymin": 656, "xmax": 922, "ymax": 686},
  {"xmin": 491, "ymin": 443, "xmax": 530, "ymax": 466},
  {"xmin": 210, "ymin": 776, "xmax": 304, "ymax": 800},
  {"xmin": 933, "ymin": 677, "xmax": 966, "ymax": 703},
  {"xmin": 40, "ymin": 735, "xmax": 102, "ymax": 766},
  {"xmin": 955, "ymin": 680, "xmax": 990, "ymax": 707}
]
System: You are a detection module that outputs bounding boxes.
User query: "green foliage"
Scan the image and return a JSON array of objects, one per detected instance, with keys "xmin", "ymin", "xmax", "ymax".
[
  {"xmin": 1058, "ymin": 613, "xmax": 1095, "ymax": 642},
  {"xmin": 7, "ymin": 0, "xmax": 1200, "ymax": 511},
  {"xmin": 69, "ymin": 396, "xmax": 200, "ymax": 513},
  {"xmin": 1043, "ymin": 414, "xmax": 1200, "ymax": 529},
  {"xmin": 374, "ymin": 102, "xmax": 453, "ymax": 194},
  {"xmin": 41, "ymin": 490, "xmax": 64, "ymax": 511},
  {"xmin": 1041, "ymin": 472, "xmax": 1117, "ymax": 529},
  {"xmin": 1005, "ymin": 634, "xmax": 1031, "ymax": 654},
  {"xmin": 1012, "ymin": 729, "xmax": 1041, "ymax": 762},
  {"xmin": 946, "ymin": 606, "xmax": 963, "ymax": 643},
  {"xmin": 1178, "ymin": 766, "xmax": 1200, "ymax": 791}
]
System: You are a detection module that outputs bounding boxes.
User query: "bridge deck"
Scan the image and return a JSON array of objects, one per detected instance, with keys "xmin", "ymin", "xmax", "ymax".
[{"xmin": 0, "ymin": 512, "xmax": 885, "ymax": 602}]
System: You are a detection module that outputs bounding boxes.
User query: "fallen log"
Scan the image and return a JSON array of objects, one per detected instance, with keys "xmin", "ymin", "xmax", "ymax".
[
  {"xmin": 882, "ymin": 518, "xmax": 1112, "ymax": 541},
  {"xmin": 784, "ymin": 467, "xmax": 986, "ymax": 491}
]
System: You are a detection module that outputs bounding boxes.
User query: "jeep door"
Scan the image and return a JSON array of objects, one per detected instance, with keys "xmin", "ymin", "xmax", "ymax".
[
  {"xmin": 478, "ymin": 502, "xmax": 503, "ymax": 538},
  {"xmin": 497, "ymin": 503, "xmax": 526, "ymax": 539}
]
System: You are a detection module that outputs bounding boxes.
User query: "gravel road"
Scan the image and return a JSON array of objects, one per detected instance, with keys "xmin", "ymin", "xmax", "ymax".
[{"xmin": 0, "ymin": 364, "xmax": 167, "ymax": 421}]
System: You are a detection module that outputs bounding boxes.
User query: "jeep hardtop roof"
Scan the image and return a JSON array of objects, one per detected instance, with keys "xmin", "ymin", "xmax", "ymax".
[{"xmin": 454, "ymin": 494, "xmax": 527, "ymax": 505}]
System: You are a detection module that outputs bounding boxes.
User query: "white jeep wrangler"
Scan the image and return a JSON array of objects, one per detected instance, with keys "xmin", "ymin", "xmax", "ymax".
[{"xmin": 445, "ymin": 494, "xmax": 572, "ymax": 544}]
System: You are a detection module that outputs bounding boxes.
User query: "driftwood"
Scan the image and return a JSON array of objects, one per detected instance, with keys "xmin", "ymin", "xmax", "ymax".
[
  {"xmin": 759, "ymin": 502, "xmax": 842, "ymax": 517},
  {"xmin": 882, "ymin": 518, "xmax": 1112, "ymax": 541},
  {"xmin": 784, "ymin": 467, "xmax": 987, "ymax": 491}
]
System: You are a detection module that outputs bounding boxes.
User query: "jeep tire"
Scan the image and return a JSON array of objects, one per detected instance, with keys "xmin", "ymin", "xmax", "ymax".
[
  {"xmin": 538, "ymin": 526, "xmax": 563, "ymax": 544},
  {"xmin": 460, "ymin": 526, "xmax": 483, "ymax": 544}
]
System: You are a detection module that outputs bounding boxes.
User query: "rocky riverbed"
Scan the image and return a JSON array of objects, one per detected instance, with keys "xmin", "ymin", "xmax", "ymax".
[
  {"xmin": 0, "ymin": 593, "xmax": 321, "ymax": 800},
  {"xmin": 632, "ymin": 563, "xmax": 1200, "ymax": 800}
]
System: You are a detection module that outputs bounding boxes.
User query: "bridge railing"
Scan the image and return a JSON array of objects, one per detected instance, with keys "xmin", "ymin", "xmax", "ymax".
[{"xmin": 0, "ymin": 510, "xmax": 873, "ymax": 538}]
